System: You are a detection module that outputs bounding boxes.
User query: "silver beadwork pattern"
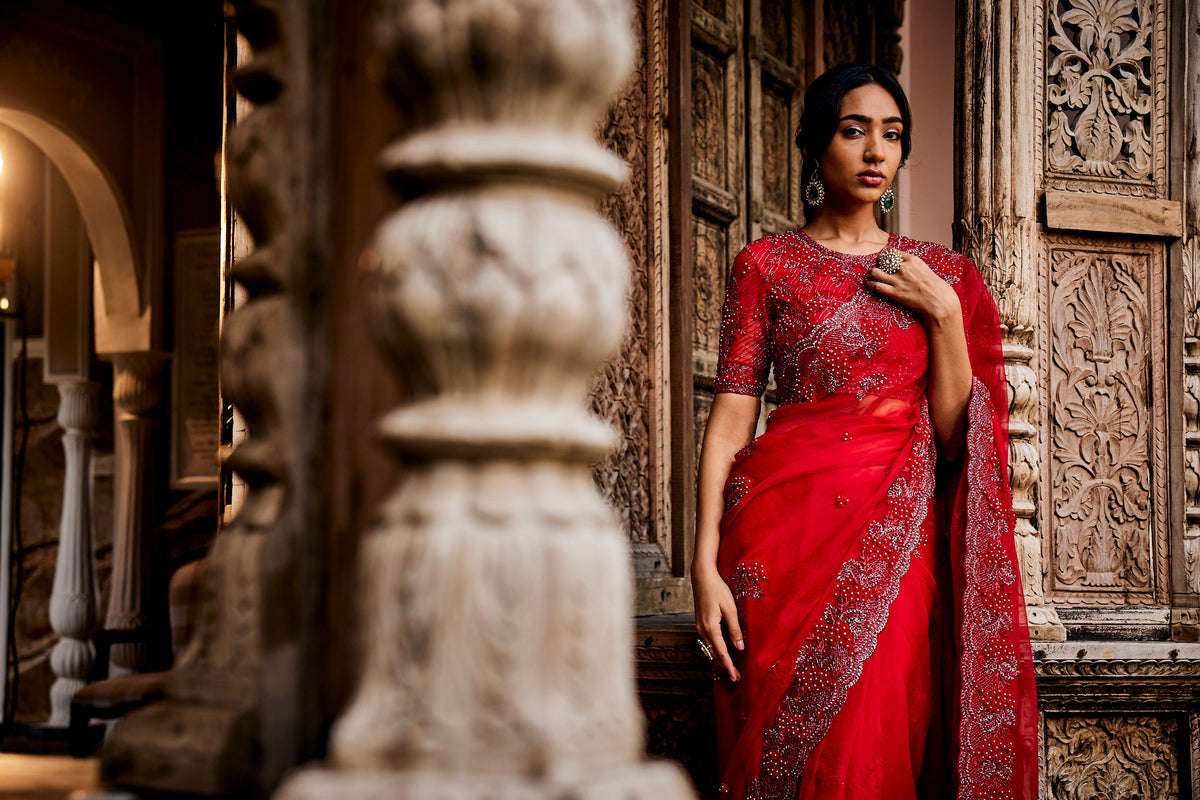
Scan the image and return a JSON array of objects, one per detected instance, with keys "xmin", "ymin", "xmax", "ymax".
[
  {"xmin": 730, "ymin": 561, "xmax": 768, "ymax": 601},
  {"xmin": 958, "ymin": 379, "xmax": 1021, "ymax": 798},
  {"xmin": 714, "ymin": 232, "xmax": 963, "ymax": 407},
  {"xmin": 746, "ymin": 403, "xmax": 938, "ymax": 800}
]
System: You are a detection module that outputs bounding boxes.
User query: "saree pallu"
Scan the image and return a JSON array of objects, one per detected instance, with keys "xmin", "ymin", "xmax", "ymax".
[{"xmin": 711, "ymin": 236, "xmax": 1037, "ymax": 800}]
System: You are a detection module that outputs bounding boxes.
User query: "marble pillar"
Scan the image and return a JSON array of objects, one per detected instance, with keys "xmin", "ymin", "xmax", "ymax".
[{"xmin": 48, "ymin": 378, "xmax": 99, "ymax": 726}]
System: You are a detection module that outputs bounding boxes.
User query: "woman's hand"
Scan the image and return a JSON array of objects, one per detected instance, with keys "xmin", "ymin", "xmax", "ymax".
[
  {"xmin": 692, "ymin": 565, "xmax": 744, "ymax": 682},
  {"xmin": 866, "ymin": 250, "xmax": 961, "ymax": 323},
  {"xmin": 868, "ymin": 248, "xmax": 973, "ymax": 459}
]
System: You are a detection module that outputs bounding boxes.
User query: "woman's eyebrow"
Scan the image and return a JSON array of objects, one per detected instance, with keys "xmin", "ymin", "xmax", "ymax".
[{"xmin": 838, "ymin": 114, "xmax": 904, "ymax": 125}]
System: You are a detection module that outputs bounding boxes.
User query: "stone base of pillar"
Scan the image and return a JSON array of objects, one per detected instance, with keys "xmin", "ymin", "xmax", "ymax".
[
  {"xmin": 276, "ymin": 761, "xmax": 695, "ymax": 800},
  {"xmin": 1027, "ymin": 604, "xmax": 1068, "ymax": 642},
  {"xmin": 100, "ymin": 702, "xmax": 256, "ymax": 795}
]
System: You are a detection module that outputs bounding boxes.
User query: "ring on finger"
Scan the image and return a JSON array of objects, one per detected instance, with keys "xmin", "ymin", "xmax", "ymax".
[
  {"xmin": 697, "ymin": 638, "xmax": 714, "ymax": 661},
  {"xmin": 877, "ymin": 248, "xmax": 903, "ymax": 275}
]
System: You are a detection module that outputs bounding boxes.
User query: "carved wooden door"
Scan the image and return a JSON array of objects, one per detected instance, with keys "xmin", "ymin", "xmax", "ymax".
[{"xmin": 690, "ymin": 0, "xmax": 806, "ymax": 452}]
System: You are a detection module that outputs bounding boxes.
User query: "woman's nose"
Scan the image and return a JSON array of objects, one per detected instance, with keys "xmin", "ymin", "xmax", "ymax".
[{"xmin": 864, "ymin": 133, "xmax": 883, "ymax": 161}]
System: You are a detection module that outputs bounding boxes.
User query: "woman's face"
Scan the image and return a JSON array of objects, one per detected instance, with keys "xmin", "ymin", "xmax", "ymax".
[{"xmin": 818, "ymin": 83, "xmax": 904, "ymax": 209}]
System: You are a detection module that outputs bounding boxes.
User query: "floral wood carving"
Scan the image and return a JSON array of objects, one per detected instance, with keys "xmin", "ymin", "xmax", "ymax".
[
  {"xmin": 1045, "ymin": 715, "xmax": 1177, "ymax": 800},
  {"xmin": 1048, "ymin": 245, "xmax": 1167, "ymax": 601},
  {"xmin": 1184, "ymin": 237, "xmax": 1200, "ymax": 594},
  {"xmin": 593, "ymin": 0, "xmax": 653, "ymax": 547},
  {"xmin": 1045, "ymin": 0, "xmax": 1167, "ymax": 195},
  {"xmin": 693, "ymin": 216, "xmax": 727, "ymax": 357}
]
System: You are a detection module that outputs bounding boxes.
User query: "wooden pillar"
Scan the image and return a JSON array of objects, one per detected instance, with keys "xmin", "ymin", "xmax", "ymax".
[
  {"xmin": 103, "ymin": 351, "xmax": 166, "ymax": 675},
  {"xmin": 276, "ymin": 0, "xmax": 693, "ymax": 797},
  {"xmin": 954, "ymin": 0, "xmax": 1066, "ymax": 641},
  {"xmin": 47, "ymin": 378, "xmax": 99, "ymax": 726}
]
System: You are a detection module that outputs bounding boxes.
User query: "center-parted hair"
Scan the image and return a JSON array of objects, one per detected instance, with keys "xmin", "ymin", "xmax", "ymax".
[{"xmin": 797, "ymin": 65, "xmax": 912, "ymax": 215}]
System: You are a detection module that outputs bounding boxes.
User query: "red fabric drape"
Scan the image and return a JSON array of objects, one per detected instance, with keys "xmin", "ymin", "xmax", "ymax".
[{"xmin": 711, "ymin": 232, "xmax": 1037, "ymax": 800}]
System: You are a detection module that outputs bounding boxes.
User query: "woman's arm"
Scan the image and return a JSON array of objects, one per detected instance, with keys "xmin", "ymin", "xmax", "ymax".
[
  {"xmin": 923, "ymin": 299, "xmax": 973, "ymax": 460},
  {"xmin": 693, "ymin": 391, "xmax": 762, "ymax": 681},
  {"xmin": 867, "ymin": 255, "xmax": 972, "ymax": 460}
]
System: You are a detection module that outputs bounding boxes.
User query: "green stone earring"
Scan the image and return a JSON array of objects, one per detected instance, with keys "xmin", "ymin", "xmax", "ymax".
[
  {"xmin": 804, "ymin": 163, "xmax": 825, "ymax": 207},
  {"xmin": 880, "ymin": 187, "xmax": 895, "ymax": 213}
]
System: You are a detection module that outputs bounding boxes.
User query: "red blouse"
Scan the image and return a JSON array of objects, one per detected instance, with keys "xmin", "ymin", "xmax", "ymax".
[{"xmin": 714, "ymin": 230, "xmax": 965, "ymax": 407}]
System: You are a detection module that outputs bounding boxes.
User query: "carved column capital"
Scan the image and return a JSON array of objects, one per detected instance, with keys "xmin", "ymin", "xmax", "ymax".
[
  {"xmin": 110, "ymin": 351, "xmax": 168, "ymax": 418},
  {"xmin": 55, "ymin": 379, "xmax": 99, "ymax": 432},
  {"xmin": 103, "ymin": 350, "xmax": 168, "ymax": 675}
]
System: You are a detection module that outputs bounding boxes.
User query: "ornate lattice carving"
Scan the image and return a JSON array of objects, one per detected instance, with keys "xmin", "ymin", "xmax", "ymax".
[
  {"xmin": 693, "ymin": 216, "xmax": 728, "ymax": 357},
  {"xmin": 593, "ymin": 0, "xmax": 652, "ymax": 545},
  {"xmin": 1045, "ymin": 715, "xmax": 1177, "ymax": 800},
  {"xmin": 692, "ymin": 51, "xmax": 730, "ymax": 193},
  {"xmin": 1048, "ymin": 243, "xmax": 1167, "ymax": 602},
  {"xmin": 1044, "ymin": 0, "xmax": 1168, "ymax": 196}
]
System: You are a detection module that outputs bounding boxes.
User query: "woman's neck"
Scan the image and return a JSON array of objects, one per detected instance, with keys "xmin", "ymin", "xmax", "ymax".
[{"xmin": 801, "ymin": 205, "xmax": 886, "ymax": 250}]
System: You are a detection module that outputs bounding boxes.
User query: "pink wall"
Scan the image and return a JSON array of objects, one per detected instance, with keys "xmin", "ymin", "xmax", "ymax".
[{"xmin": 898, "ymin": 0, "xmax": 957, "ymax": 247}]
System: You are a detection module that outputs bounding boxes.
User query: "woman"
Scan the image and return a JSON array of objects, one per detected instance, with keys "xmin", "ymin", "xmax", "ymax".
[{"xmin": 692, "ymin": 65, "xmax": 1038, "ymax": 799}]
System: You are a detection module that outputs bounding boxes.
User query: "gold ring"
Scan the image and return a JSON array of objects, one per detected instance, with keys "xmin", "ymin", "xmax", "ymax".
[
  {"xmin": 697, "ymin": 639, "xmax": 714, "ymax": 661},
  {"xmin": 877, "ymin": 248, "xmax": 902, "ymax": 275}
]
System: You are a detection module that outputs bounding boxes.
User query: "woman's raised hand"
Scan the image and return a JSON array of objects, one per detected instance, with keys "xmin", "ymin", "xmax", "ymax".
[
  {"xmin": 866, "ymin": 249, "xmax": 962, "ymax": 324},
  {"xmin": 693, "ymin": 566, "xmax": 744, "ymax": 682}
]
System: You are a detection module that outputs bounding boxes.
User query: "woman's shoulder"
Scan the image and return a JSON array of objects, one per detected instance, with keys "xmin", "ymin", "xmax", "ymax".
[
  {"xmin": 733, "ymin": 230, "xmax": 807, "ymax": 278},
  {"xmin": 893, "ymin": 235, "xmax": 976, "ymax": 284}
]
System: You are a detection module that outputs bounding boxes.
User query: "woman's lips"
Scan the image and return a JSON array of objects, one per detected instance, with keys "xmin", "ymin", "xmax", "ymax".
[{"xmin": 858, "ymin": 173, "xmax": 884, "ymax": 186}]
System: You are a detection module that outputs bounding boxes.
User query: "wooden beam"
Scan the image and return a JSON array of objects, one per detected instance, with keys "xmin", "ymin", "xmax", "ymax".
[{"xmin": 1044, "ymin": 190, "xmax": 1183, "ymax": 238}]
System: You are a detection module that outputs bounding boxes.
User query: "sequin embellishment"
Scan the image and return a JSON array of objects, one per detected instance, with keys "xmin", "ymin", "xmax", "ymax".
[{"xmin": 730, "ymin": 561, "xmax": 767, "ymax": 601}]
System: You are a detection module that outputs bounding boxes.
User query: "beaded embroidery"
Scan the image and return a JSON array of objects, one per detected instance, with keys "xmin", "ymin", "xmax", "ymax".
[
  {"xmin": 730, "ymin": 561, "xmax": 767, "ymax": 601},
  {"xmin": 746, "ymin": 403, "xmax": 937, "ymax": 800},
  {"xmin": 726, "ymin": 475, "xmax": 753, "ymax": 511},
  {"xmin": 958, "ymin": 379, "xmax": 1020, "ymax": 800},
  {"xmin": 714, "ymin": 232, "xmax": 964, "ymax": 407}
]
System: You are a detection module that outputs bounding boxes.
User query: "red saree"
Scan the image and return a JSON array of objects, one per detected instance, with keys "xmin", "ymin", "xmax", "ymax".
[{"xmin": 711, "ymin": 231, "xmax": 1037, "ymax": 800}]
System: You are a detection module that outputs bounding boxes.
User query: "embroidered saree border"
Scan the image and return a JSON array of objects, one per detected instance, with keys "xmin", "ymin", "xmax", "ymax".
[
  {"xmin": 958, "ymin": 379, "xmax": 1020, "ymax": 800},
  {"xmin": 746, "ymin": 403, "xmax": 937, "ymax": 800}
]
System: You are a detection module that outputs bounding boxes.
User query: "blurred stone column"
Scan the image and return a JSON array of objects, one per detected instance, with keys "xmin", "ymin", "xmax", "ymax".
[
  {"xmin": 276, "ymin": 0, "xmax": 694, "ymax": 797},
  {"xmin": 48, "ymin": 378, "xmax": 99, "ymax": 725},
  {"xmin": 103, "ymin": 351, "xmax": 166, "ymax": 675}
]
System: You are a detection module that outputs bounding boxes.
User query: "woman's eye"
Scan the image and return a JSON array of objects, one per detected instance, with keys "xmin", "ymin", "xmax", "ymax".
[
  {"xmin": 884, "ymin": 130, "xmax": 901, "ymax": 140},
  {"xmin": 841, "ymin": 127, "xmax": 864, "ymax": 138}
]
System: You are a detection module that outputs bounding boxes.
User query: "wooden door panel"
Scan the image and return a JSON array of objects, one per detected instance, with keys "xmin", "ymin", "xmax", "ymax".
[{"xmin": 690, "ymin": 0, "xmax": 743, "ymax": 424}]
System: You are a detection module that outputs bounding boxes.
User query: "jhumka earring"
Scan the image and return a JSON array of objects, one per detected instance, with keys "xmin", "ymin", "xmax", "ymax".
[
  {"xmin": 805, "ymin": 164, "xmax": 825, "ymax": 207},
  {"xmin": 880, "ymin": 186, "xmax": 895, "ymax": 213}
]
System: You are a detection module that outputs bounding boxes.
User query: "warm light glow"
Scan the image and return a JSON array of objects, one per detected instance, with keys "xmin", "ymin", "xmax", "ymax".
[
  {"xmin": 0, "ymin": 148, "xmax": 4, "ymax": 175},
  {"xmin": 0, "ymin": 298, "xmax": 10, "ymax": 311}
]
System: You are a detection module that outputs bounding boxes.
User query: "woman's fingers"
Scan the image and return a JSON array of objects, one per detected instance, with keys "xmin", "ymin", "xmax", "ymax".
[
  {"xmin": 723, "ymin": 599, "xmax": 745, "ymax": 651},
  {"xmin": 700, "ymin": 614, "xmax": 741, "ymax": 682}
]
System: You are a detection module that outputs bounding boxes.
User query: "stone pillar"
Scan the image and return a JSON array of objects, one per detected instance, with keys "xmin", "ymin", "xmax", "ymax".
[
  {"xmin": 101, "ymin": 0, "xmax": 328, "ymax": 791},
  {"xmin": 48, "ymin": 378, "xmax": 99, "ymax": 726},
  {"xmin": 277, "ymin": 0, "xmax": 692, "ymax": 797},
  {"xmin": 104, "ymin": 351, "xmax": 167, "ymax": 675},
  {"xmin": 955, "ymin": 0, "xmax": 1065, "ymax": 641}
]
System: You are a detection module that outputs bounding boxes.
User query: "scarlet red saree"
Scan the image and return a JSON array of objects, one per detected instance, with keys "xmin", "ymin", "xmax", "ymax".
[{"xmin": 711, "ymin": 231, "xmax": 1037, "ymax": 800}]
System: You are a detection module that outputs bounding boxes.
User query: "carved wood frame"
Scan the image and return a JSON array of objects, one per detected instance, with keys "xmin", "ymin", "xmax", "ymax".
[{"xmin": 1033, "ymin": 0, "xmax": 1177, "ymax": 611}]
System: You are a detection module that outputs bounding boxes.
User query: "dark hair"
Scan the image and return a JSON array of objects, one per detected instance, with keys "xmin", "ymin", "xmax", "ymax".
[{"xmin": 796, "ymin": 65, "xmax": 912, "ymax": 215}]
